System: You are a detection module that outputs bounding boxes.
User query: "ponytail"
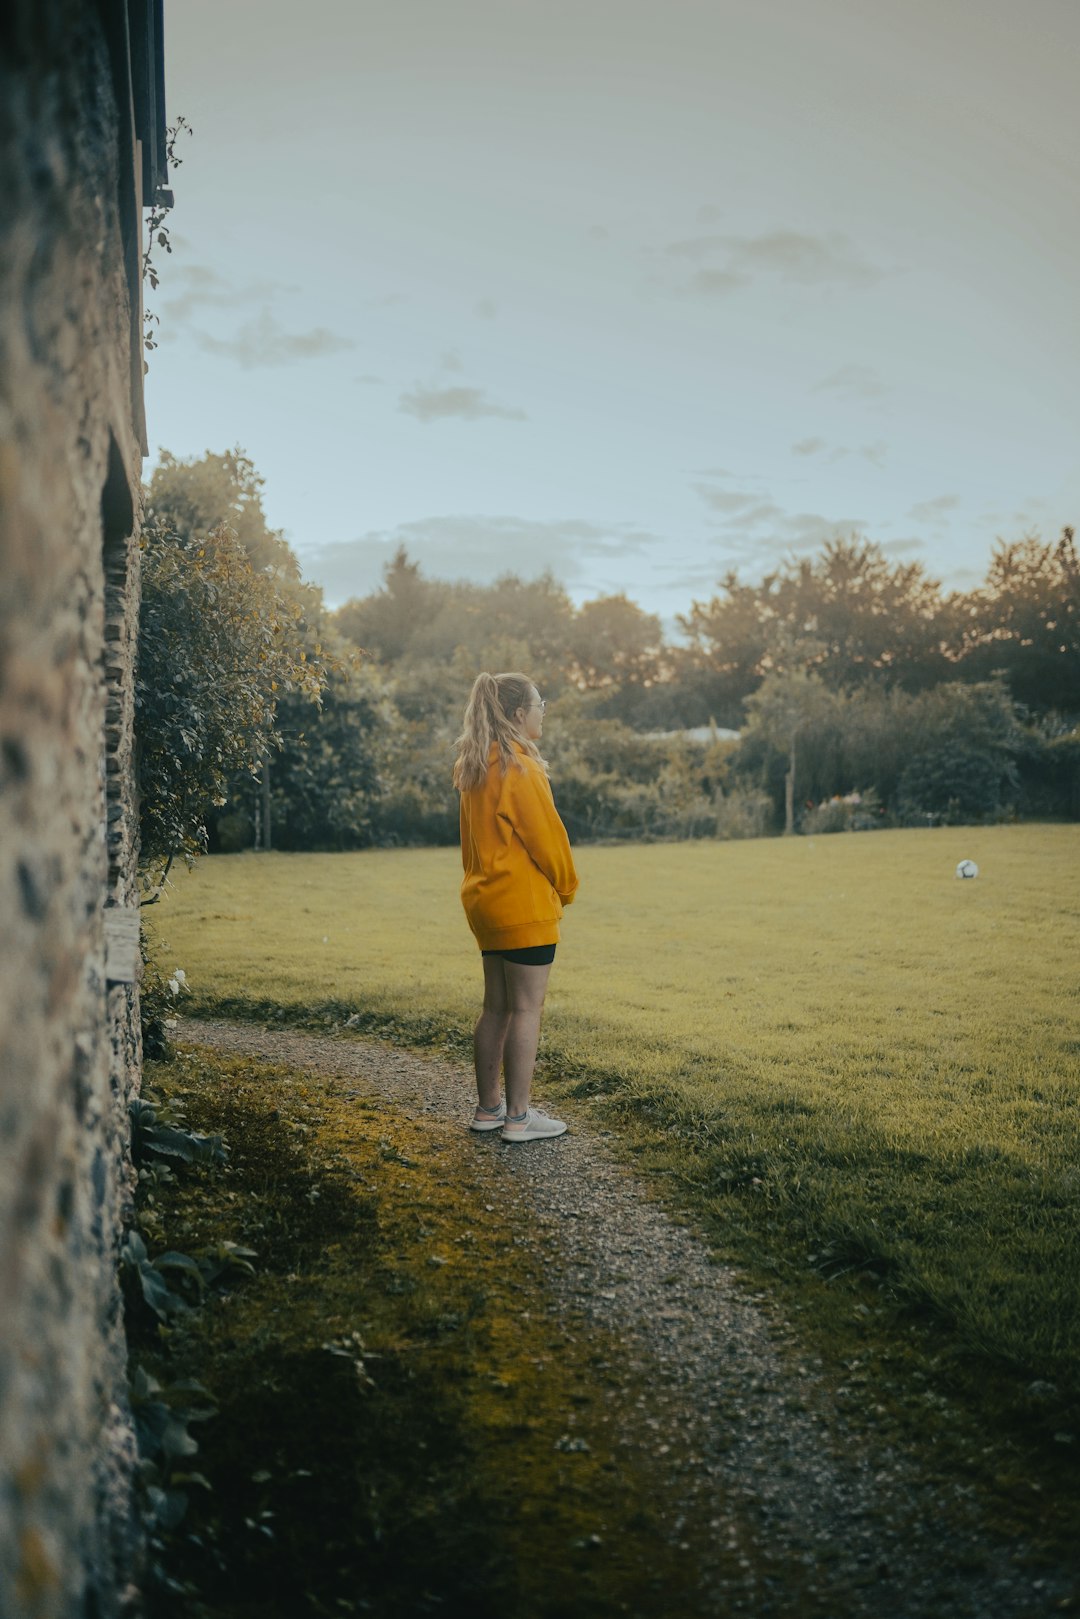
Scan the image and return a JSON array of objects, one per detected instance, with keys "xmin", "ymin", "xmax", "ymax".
[{"xmin": 452, "ymin": 671, "xmax": 548, "ymax": 791}]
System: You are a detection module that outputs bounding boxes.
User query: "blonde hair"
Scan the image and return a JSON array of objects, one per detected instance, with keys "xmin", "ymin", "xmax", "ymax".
[{"xmin": 452, "ymin": 671, "xmax": 549, "ymax": 791}]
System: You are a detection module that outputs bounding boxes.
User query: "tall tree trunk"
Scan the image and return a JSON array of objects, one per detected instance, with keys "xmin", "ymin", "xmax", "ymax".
[
  {"xmin": 262, "ymin": 752, "xmax": 272, "ymax": 852},
  {"xmin": 784, "ymin": 733, "xmax": 796, "ymax": 835}
]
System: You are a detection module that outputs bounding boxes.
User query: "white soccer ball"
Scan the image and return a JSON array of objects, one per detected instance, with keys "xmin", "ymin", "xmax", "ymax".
[{"xmin": 955, "ymin": 859, "xmax": 979, "ymax": 880}]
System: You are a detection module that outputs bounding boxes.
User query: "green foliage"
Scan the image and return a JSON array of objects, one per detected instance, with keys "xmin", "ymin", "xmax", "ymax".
[
  {"xmin": 891, "ymin": 680, "xmax": 1024, "ymax": 825},
  {"xmin": 136, "ymin": 515, "xmax": 328, "ymax": 867},
  {"xmin": 123, "ymin": 1227, "xmax": 197, "ymax": 1322},
  {"xmin": 225, "ymin": 669, "xmax": 386, "ymax": 852},
  {"xmin": 567, "ymin": 593, "xmax": 663, "ymax": 693},
  {"xmin": 129, "ymin": 1362, "xmax": 217, "ymax": 1539},
  {"xmin": 737, "ymin": 677, "xmax": 1028, "ymax": 831},
  {"xmin": 123, "ymin": 1050, "xmax": 260, "ymax": 1596},
  {"xmin": 954, "ymin": 528, "xmax": 1080, "ymax": 712},
  {"xmin": 679, "ymin": 536, "xmax": 950, "ymax": 714},
  {"xmin": 896, "ymin": 744, "xmax": 1019, "ymax": 825},
  {"xmin": 142, "ymin": 117, "xmax": 193, "ymax": 358},
  {"xmin": 1016, "ymin": 723, "xmax": 1080, "ymax": 819},
  {"xmin": 743, "ymin": 668, "xmax": 841, "ymax": 744},
  {"xmin": 140, "ymin": 493, "xmax": 1079, "ymax": 860},
  {"xmin": 541, "ymin": 702, "xmax": 766, "ymax": 842},
  {"xmin": 138, "ymin": 448, "xmax": 370, "ymax": 867},
  {"xmin": 139, "ymin": 933, "xmax": 189, "ymax": 1059},
  {"xmin": 148, "ymin": 449, "xmax": 300, "ymax": 578},
  {"xmin": 801, "ymin": 788, "xmax": 884, "ymax": 834},
  {"xmin": 743, "ymin": 670, "xmax": 843, "ymax": 833},
  {"xmin": 334, "ymin": 546, "xmax": 580, "ymax": 692},
  {"xmin": 129, "ymin": 1090, "xmax": 226, "ymax": 1175}
]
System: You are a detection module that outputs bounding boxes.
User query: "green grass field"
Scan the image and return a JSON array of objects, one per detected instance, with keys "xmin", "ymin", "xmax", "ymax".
[{"xmin": 151, "ymin": 824, "xmax": 1080, "ymax": 1407}]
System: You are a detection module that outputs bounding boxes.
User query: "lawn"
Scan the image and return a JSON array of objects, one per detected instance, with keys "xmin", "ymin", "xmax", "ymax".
[{"xmin": 151, "ymin": 824, "xmax": 1080, "ymax": 1405}]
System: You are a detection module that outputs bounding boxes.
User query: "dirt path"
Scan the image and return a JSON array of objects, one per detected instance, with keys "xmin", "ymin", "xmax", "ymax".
[{"xmin": 174, "ymin": 1017, "xmax": 1075, "ymax": 1618}]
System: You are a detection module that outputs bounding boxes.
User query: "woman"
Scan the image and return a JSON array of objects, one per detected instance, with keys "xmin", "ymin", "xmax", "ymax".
[{"xmin": 453, "ymin": 671, "xmax": 579, "ymax": 1143}]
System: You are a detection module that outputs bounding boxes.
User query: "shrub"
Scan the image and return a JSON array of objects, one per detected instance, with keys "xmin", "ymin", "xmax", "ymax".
[
  {"xmin": 140, "ymin": 932, "xmax": 189, "ymax": 1059},
  {"xmin": 802, "ymin": 788, "xmax": 884, "ymax": 835},
  {"xmin": 896, "ymin": 742, "xmax": 1019, "ymax": 825}
]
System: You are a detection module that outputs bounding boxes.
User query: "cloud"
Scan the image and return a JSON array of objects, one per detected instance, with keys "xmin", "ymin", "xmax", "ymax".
[
  {"xmin": 299, "ymin": 515, "xmax": 660, "ymax": 605},
  {"xmin": 666, "ymin": 230, "xmax": 885, "ymax": 296},
  {"xmin": 191, "ymin": 309, "xmax": 356, "ymax": 369},
  {"xmin": 440, "ymin": 349, "xmax": 464, "ymax": 373},
  {"xmin": 398, "ymin": 384, "xmax": 527, "ymax": 423},
  {"xmin": 691, "ymin": 474, "xmax": 870, "ymax": 575},
  {"xmin": 692, "ymin": 485, "xmax": 770, "ymax": 515},
  {"xmin": 878, "ymin": 536, "xmax": 927, "ymax": 557},
  {"xmin": 353, "ymin": 372, "xmax": 384, "ymax": 385},
  {"xmin": 909, "ymin": 494, "xmax": 960, "ymax": 523},
  {"xmin": 792, "ymin": 437, "xmax": 888, "ymax": 465},
  {"xmin": 812, "ymin": 364, "xmax": 888, "ymax": 399},
  {"xmin": 685, "ymin": 268, "xmax": 747, "ymax": 296},
  {"xmin": 474, "ymin": 298, "xmax": 498, "ymax": 319},
  {"xmin": 651, "ymin": 558, "xmax": 737, "ymax": 595},
  {"xmin": 161, "ymin": 263, "xmax": 290, "ymax": 323}
]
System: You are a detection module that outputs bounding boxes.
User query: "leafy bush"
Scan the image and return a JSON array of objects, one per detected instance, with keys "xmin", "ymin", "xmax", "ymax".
[
  {"xmin": 896, "ymin": 742, "xmax": 1019, "ymax": 824},
  {"xmin": 1014, "ymin": 723, "xmax": 1080, "ymax": 819},
  {"xmin": 129, "ymin": 1363, "xmax": 217, "ymax": 1539},
  {"xmin": 137, "ymin": 518, "xmax": 328, "ymax": 866},
  {"xmin": 123, "ymin": 1051, "xmax": 257, "ymax": 1589},
  {"xmin": 802, "ymin": 788, "xmax": 884, "ymax": 834},
  {"xmin": 140, "ymin": 933, "xmax": 190, "ymax": 1059},
  {"xmin": 735, "ymin": 677, "xmax": 1029, "ymax": 831}
]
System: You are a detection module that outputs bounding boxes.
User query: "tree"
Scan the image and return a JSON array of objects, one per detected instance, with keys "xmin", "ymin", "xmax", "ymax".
[
  {"xmin": 334, "ymin": 547, "xmax": 439, "ymax": 663},
  {"xmin": 259, "ymin": 669, "xmax": 384, "ymax": 850},
  {"xmin": 136, "ymin": 519, "xmax": 328, "ymax": 872},
  {"xmin": 891, "ymin": 678, "xmax": 1025, "ymax": 824},
  {"xmin": 333, "ymin": 552, "xmax": 578, "ymax": 695},
  {"xmin": 679, "ymin": 537, "xmax": 950, "ymax": 721},
  {"xmin": 677, "ymin": 570, "xmax": 774, "ymax": 723},
  {"xmin": 568, "ymin": 595, "xmax": 663, "ymax": 694},
  {"xmin": 742, "ymin": 670, "xmax": 843, "ymax": 834},
  {"xmin": 771, "ymin": 537, "xmax": 948, "ymax": 690},
  {"xmin": 147, "ymin": 448, "xmax": 299, "ymax": 578},
  {"xmin": 953, "ymin": 528, "xmax": 1080, "ymax": 714}
]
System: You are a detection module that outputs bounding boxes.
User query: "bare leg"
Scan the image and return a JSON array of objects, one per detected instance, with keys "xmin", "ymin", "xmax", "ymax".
[
  {"xmin": 474, "ymin": 955, "xmax": 511, "ymax": 1111},
  {"xmin": 502, "ymin": 960, "xmax": 552, "ymax": 1118}
]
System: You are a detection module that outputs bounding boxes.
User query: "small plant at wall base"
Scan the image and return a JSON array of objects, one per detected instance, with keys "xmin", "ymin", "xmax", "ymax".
[
  {"xmin": 139, "ymin": 931, "xmax": 189, "ymax": 1058},
  {"xmin": 122, "ymin": 1042, "xmax": 261, "ymax": 1605}
]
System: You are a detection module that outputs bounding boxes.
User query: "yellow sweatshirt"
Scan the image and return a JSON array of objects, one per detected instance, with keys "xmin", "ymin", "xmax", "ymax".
[{"xmin": 459, "ymin": 743, "xmax": 579, "ymax": 950}]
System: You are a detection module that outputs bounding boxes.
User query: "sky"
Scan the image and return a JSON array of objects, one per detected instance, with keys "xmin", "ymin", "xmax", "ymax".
[{"xmin": 146, "ymin": 0, "xmax": 1080, "ymax": 626}]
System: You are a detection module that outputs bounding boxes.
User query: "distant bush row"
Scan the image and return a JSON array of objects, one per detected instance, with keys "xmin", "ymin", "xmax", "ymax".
[{"xmin": 138, "ymin": 451, "xmax": 1079, "ymax": 867}]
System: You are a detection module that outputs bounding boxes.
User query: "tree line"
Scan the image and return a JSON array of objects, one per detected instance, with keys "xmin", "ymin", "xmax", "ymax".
[{"xmin": 136, "ymin": 448, "xmax": 1080, "ymax": 880}]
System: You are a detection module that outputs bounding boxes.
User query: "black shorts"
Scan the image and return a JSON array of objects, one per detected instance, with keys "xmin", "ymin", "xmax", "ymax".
[{"xmin": 481, "ymin": 944, "xmax": 556, "ymax": 966}]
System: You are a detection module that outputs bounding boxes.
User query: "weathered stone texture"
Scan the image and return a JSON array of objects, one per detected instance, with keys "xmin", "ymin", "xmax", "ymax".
[{"xmin": 1, "ymin": 4, "xmax": 152, "ymax": 1616}]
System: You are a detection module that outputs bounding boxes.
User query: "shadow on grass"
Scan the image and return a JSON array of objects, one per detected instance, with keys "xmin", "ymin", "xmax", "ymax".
[{"xmin": 135, "ymin": 1046, "xmax": 786, "ymax": 1619}]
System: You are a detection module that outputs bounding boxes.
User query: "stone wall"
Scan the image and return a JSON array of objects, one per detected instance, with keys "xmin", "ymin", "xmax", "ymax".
[{"xmin": 0, "ymin": 4, "xmax": 160, "ymax": 1615}]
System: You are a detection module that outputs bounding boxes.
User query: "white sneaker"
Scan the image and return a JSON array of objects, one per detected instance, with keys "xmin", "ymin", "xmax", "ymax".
[
  {"xmin": 469, "ymin": 1100, "xmax": 506, "ymax": 1132},
  {"xmin": 500, "ymin": 1106, "xmax": 567, "ymax": 1143}
]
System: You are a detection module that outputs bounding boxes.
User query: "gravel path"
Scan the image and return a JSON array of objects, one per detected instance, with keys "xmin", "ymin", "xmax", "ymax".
[{"xmin": 176, "ymin": 1017, "xmax": 1074, "ymax": 1618}]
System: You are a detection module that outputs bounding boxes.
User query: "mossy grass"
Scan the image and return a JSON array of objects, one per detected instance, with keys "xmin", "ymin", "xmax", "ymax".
[
  {"xmin": 150, "ymin": 828, "xmax": 1080, "ymax": 1491},
  {"xmin": 136, "ymin": 1046, "xmax": 816, "ymax": 1617}
]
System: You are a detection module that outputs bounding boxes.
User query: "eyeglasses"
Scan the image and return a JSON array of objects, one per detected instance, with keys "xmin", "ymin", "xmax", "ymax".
[{"xmin": 530, "ymin": 698, "xmax": 546, "ymax": 713}]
